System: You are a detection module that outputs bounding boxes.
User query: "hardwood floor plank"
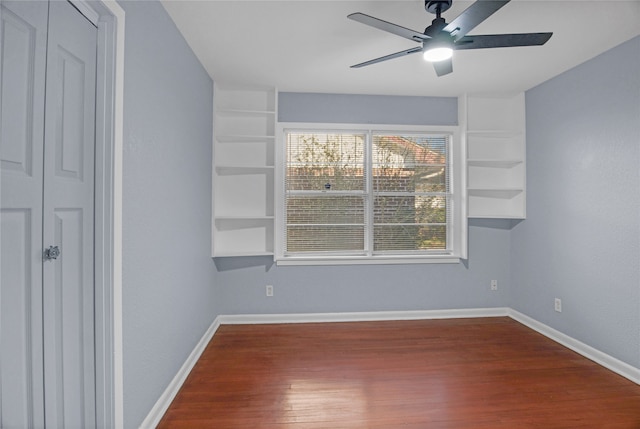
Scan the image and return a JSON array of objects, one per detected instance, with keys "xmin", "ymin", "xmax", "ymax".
[{"xmin": 157, "ymin": 318, "xmax": 640, "ymax": 428}]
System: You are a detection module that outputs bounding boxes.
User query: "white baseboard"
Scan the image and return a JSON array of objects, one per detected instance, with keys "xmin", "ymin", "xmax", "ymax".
[
  {"xmin": 141, "ymin": 307, "xmax": 639, "ymax": 428},
  {"xmin": 219, "ymin": 307, "xmax": 510, "ymax": 325},
  {"xmin": 139, "ymin": 318, "xmax": 222, "ymax": 429},
  {"xmin": 508, "ymin": 309, "xmax": 640, "ymax": 385}
]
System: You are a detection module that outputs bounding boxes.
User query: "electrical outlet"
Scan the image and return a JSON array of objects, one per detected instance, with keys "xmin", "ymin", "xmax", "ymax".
[
  {"xmin": 554, "ymin": 298, "xmax": 562, "ymax": 312},
  {"xmin": 266, "ymin": 285, "xmax": 274, "ymax": 297},
  {"xmin": 490, "ymin": 280, "xmax": 498, "ymax": 291}
]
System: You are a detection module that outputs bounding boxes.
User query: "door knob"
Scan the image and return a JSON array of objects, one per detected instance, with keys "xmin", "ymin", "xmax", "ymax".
[{"xmin": 44, "ymin": 245, "xmax": 60, "ymax": 260}]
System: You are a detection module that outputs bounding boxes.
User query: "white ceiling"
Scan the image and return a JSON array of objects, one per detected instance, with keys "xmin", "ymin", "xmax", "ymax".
[{"xmin": 161, "ymin": 0, "xmax": 640, "ymax": 97}]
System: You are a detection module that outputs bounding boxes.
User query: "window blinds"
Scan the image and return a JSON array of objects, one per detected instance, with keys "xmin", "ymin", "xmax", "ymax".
[
  {"xmin": 372, "ymin": 134, "xmax": 450, "ymax": 253},
  {"xmin": 284, "ymin": 131, "xmax": 451, "ymax": 256},
  {"xmin": 285, "ymin": 132, "xmax": 366, "ymax": 254}
]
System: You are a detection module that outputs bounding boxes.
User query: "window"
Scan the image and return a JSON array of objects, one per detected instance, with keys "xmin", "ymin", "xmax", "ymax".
[{"xmin": 276, "ymin": 124, "xmax": 466, "ymax": 264}]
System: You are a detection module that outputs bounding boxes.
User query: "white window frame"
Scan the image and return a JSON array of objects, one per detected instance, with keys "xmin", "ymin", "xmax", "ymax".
[{"xmin": 275, "ymin": 123, "xmax": 467, "ymax": 265}]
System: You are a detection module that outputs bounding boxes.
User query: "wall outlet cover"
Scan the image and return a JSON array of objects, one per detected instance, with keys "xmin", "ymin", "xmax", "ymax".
[{"xmin": 554, "ymin": 298, "xmax": 562, "ymax": 312}]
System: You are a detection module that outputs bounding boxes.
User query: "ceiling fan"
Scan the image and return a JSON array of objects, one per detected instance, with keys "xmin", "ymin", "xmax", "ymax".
[{"xmin": 348, "ymin": 0, "xmax": 553, "ymax": 76}]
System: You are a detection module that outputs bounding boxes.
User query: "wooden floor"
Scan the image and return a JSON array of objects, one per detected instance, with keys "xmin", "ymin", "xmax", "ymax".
[{"xmin": 158, "ymin": 317, "xmax": 640, "ymax": 428}]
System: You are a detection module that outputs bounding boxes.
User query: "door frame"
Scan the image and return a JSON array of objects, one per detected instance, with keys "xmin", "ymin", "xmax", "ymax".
[{"xmin": 69, "ymin": 1, "xmax": 125, "ymax": 427}]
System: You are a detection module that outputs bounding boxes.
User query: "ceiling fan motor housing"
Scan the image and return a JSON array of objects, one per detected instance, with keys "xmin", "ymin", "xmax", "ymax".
[{"xmin": 425, "ymin": 0, "xmax": 452, "ymax": 15}]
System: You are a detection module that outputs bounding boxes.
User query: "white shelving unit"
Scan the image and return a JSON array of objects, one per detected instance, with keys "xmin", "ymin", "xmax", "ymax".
[
  {"xmin": 212, "ymin": 84, "xmax": 277, "ymax": 257},
  {"xmin": 461, "ymin": 93, "xmax": 526, "ymax": 219}
]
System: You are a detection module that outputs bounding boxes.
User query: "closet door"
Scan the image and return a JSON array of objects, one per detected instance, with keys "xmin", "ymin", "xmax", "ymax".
[
  {"xmin": 0, "ymin": 1, "xmax": 49, "ymax": 427},
  {"xmin": 1, "ymin": 1, "xmax": 98, "ymax": 427},
  {"xmin": 41, "ymin": 1, "xmax": 97, "ymax": 427}
]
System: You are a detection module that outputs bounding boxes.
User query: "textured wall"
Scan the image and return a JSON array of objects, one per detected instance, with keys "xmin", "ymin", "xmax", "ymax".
[
  {"xmin": 119, "ymin": 1, "xmax": 217, "ymax": 427},
  {"xmin": 512, "ymin": 36, "xmax": 640, "ymax": 368}
]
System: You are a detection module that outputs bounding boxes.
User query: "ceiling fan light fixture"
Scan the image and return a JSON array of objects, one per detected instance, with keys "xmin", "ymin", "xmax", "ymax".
[
  {"xmin": 423, "ymin": 46, "xmax": 453, "ymax": 62},
  {"xmin": 348, "ymin": 0, "xmax": 553, "ymax": 76}
]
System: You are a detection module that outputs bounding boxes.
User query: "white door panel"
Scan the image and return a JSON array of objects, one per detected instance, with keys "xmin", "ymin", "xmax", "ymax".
[
  {"xmin": 42, "ymin": 1, "xmax": 97, "ymax": 427},
  {"xmin": 1, "ymin": 1, "xmax": 98, "ymax": 427},
  {"xmin": 0, "ymin": 1, "xmax": 48, "ymax": 427},
  {"xmin": 0, "ymin": 209, "xmax": 44, "ymax": 429}
]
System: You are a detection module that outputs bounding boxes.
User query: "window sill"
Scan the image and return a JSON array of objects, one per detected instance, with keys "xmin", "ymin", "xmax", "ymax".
[{"xmin": 275, "ymin": 255, "xmax": 462, "ymax": 266}]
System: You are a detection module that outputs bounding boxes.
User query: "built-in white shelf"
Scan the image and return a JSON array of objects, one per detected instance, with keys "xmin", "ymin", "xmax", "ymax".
[
  {"xmin": 214, "ymin": 216, "xmax": 274, "ymax": 222},
  {"xmin": 212, "ymin": 84, "xmax": 277, "ymax": 257},
  {"xmin": 467, "ymin": 159, "xmax": 523, "ymax": 168},
  {"xmin": 468, "ymin": 188, "xmax": 523, "ymax": 198},
  {"xmin": 212, "ymin": 217, "xmax": 274, "ymax": 257},
  {"xmin": 215, "ymin": 165, "xmax": 275, "ymax": 173},
  {"xmin": 461, "ymin": 93, "xmax": 526, "ymax": 219},
  {"xmin": 215, "ymin": 135, "xmax": 275, "ymax": 143},
  {"xmin": 213, "ymin": 251, "xmax": 275, "ymax": 258},
  {"xmin": 215, "ymin": 108, "xmax": 276, "ymax": 117}
]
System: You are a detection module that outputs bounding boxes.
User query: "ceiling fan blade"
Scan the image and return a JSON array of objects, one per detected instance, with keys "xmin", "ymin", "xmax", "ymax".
[
  {"xmin": 433, "ymin": 58, "xmax": 453, "ymax": 76},
  {"xmin": 348, "ymin": 13, "xmax": 429, "ymax": 43},
  {"xmin": 443, "ymin": 0, "xmax": 510, "ymax": 41},
  {"xmin": 351, "ymin": 46, "xmax": 423, "ymax": 68},
  {"xmin": 454, "ymin": 32, "xmax": 553, "ymax": 50}
]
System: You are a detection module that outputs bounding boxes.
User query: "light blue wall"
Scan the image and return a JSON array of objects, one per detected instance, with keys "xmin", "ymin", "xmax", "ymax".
[
  {"xmin": 279, "ymin": 92, "xmax": 458, "ymax": 125},
  {"xmin": 512, "ymin": 36, "xmax": 640, "ymax": 368},
  {"xmin": 118, "ymin": 1, "xmax": 218, "ymax": 427},
  {"xmin": 216, "ymin": 92, "xmax": 511, "ymax": 315},
  {"xmin": 216, "ymin": 219, "xmax": 511, "ymax": 314}
]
